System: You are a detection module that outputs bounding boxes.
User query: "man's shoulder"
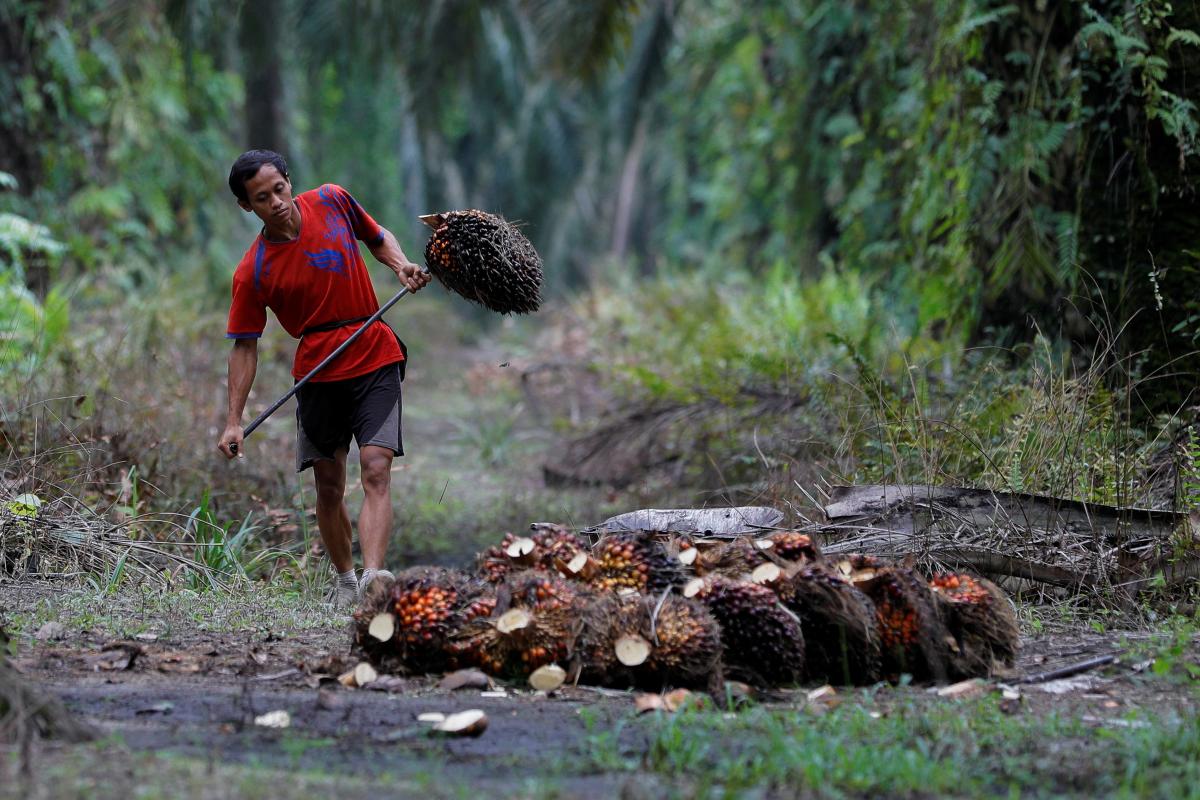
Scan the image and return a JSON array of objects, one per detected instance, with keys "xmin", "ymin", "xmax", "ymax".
[
  {"xmin": 233, "ymin": 236, "xmax": 266, "ymax": 278},
  {"xmin": 305, "ymin": 183, "xmax": 355, "ymax": 205}
]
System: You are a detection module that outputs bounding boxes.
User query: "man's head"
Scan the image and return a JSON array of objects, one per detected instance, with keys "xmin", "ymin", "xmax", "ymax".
[{"xmin": 228, "ymin": 150, "xmax": 294, "ymax": 222}]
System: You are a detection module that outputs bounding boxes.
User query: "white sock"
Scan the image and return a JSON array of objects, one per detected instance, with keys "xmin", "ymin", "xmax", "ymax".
[{"xmin": 337, "ymin": 569, "xmax": 358, "ymax": 588}]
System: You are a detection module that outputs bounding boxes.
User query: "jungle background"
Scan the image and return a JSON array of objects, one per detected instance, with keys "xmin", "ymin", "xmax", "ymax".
[
  {"xmin": 2, "ymin": 1, "xmax": 1200, "ymax": 795},
  {"xmin": 3, "ymin": 0, "xmax": 1198, "ymax": 564}
]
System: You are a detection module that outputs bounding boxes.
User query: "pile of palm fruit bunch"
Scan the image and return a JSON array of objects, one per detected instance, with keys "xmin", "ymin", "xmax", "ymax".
[
  {"xmin": 420, "ymin": 210, "xmax": 542, "ymax": 314},
  {"xmin": 352, "ymin": 525, "xmax": 1019, "ymax": 691}
]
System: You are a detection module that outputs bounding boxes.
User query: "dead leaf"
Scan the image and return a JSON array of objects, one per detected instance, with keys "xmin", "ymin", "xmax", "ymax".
[
  {"xmin": 89, "ymin": 643, "xmax": 141, "ymax": 672},
  {"xmin": 254, "ymin": 710, "xmax": 291, "ymax": 729},
  {"xmin": 438, "ymin": 669, "xmax": 491, "ymax": 691},
  {"xmin": 665, "ymin": 689, "xmax": 709, "ymax": 712},
  {"xmin": 35, "ymin": 622, "xmax": 66, "ymax": 641},
  {"xmin": 159, "ymin": 653, "xmax": 205, "ymax": 673},
  {"xmin": 806, "ymin": 685, "xmax": 842, "ymax": 709},
  {"xmin": 431, "ymin": 710, "xmax": 488, "ymax": 737},
  {"xmin": 134, "ymin": 632, "xmax": 158, "ymax": 643},
  {"xmin": 135, "ymin": 701, "xmax": 174, "ymax": 715},
  {"xmin": 316, "ymin": 688, "xmax": 341, "ymax": 711},
  {"xmin": 248, "ymin": 649, "xmax": 269, "ymax": 666},
  {"xmin": 634, "ymin": 694, "xmax": 666, "ymax": 714},
  {"xmin": 721, "ymin": 681, "xmax": 756, "ymax": 708},
  {"xmin": 937, "ymin": 679, "xmax": 986, "ymax": 699},
  {"xmin": 363, "ymin": 675, "xmax": 409, "ymax": 693}
]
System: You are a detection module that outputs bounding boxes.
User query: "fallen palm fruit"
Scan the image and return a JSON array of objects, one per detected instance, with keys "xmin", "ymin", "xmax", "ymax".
[
  {"xmin": 431, "ymin": 709, "xmax": 489, "ymax": 737},
  {"xmin": 929, "ymin": 571, "xmax": 1020, "ymax": 677},
  {"xmin": 775, "ymin": 564, "xmax": 881, "ymax": 685},
  {"xmin": 476, "ymin": 527, "xmax": 592, "ymax": 584},
  {"xmin": 353, "ymin": 567, "xmax": 492, "ymax": 673},
  {"xmin": 589, "ymin": 533, "xmax": 686, "ymax": 594},
  {"xmin": 338, "ymin": 661, "xmax": 379, "ymax": 688},
  {"xmin": 842, "ymin": 562, "xmax": 952, "ymax": 683},
  {"xmin": 697, "ymin": 532, "xmax": 818, "ymax": 578},
  {"xmin": 763, "ymin": 531, "xmax": 822, "ymax": 563},
  {"xmin": 687, "ymin": 576, "xmax": 805, "ymax": 686},
  {"xmin": 577, "ymin": 593, "xmax": 722, "ymax": 690},
  {"xmin": 528, "ymin": 663, "xmax": 567, "ymax": 692},
  {"xmin": 455, "ymin": 571, "xmax": 594, "ymax": 678},
  {"xmin": 421, "ymin": 210, "xmax": 542, "ymax": 315}
]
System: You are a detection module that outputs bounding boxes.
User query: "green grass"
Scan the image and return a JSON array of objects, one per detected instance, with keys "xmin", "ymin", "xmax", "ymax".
[
  {"xmin": 0, "ymin": 583, "xmax": 343, "ymax": 642},
  {"xmin": 584, "ymin": 695, "xmax": 1200, "ymax": 799}
]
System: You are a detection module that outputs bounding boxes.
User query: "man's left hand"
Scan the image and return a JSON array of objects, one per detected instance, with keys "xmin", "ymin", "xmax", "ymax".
[{"xmin": 397, "ymin": 261, "xmax": 431, "ymax": 292}]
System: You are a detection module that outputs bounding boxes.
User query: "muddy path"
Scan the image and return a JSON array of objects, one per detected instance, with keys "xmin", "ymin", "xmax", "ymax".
[{"xmin": 5, "ymin": 603, "xmax": 1198, "ymax": 799}]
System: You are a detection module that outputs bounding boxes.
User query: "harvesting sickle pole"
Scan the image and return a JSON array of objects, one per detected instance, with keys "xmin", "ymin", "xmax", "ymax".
[{"xmin": 229, "ymin": 210, "xmax": 541, "ymax": 456}]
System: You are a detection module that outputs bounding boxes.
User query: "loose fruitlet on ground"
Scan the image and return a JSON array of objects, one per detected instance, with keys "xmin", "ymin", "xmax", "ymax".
[{"xmin": 422, "ymin": 210, "xmax": 542, "ymax": 315}]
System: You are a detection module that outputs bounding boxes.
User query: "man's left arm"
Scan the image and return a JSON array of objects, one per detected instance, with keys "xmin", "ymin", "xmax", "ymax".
[{"xmin": 368, "ymin": 229, "xmax": 431, "ymax": 293}]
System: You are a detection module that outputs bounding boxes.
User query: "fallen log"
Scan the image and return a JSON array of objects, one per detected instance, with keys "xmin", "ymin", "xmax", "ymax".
[{"xmin": 820, "ymin": 484, "xmax": 1193, "ymax": 592}]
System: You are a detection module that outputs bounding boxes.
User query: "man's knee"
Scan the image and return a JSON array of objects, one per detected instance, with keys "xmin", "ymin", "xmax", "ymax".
[
  {"xmin": 312, "ymin": 462, "xmax": 346, "ymax": 507},
  {"xmin": 360, "ymin": 448, "xmax": 393, "ymax": 493}
]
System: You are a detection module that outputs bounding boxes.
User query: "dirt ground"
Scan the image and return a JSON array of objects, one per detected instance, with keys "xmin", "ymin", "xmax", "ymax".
[{"xmin": 3, "ymin": 580, "xmax": 1198, "ymax": 799}]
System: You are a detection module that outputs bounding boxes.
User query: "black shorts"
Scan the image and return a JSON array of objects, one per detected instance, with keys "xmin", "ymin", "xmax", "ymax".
[{"xmin": 295, "ymin": 362, "xmax": 404, "ymax": 471}]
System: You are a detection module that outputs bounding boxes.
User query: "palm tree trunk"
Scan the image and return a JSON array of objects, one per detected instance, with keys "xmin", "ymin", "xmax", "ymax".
[{"xmin": 238, "ymin": 0, "xmax": 288, "ymax": 151}]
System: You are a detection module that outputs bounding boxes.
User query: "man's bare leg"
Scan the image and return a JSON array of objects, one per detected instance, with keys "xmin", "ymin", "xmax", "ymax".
[
  {"xmin": 312, "ymin": 449, "xmax": 354, "ymax": 574},
  {"xmin": 358, "ymin": 444, "xmax": 394, "ymax": 570}
]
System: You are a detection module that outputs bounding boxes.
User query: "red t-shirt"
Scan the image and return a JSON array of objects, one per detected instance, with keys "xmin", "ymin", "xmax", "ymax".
[{"xmin": 225, "ymin": 184, "xmax": 405, "ymax": 382}]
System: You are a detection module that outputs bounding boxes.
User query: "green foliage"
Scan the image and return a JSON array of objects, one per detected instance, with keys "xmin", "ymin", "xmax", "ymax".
[
  {"xmin": 584, "ymin": 697, "xmax": 1200, "ymax": 798},
  {"xmin": 0, "ymin": 2, "xmax": 243, "ymax": 293},
  {"xmin": 581, "ymin": 263, "xmax": 951, "ymax": 404},
  {"xmin": 184, "ymin": 490, "xmax": 272, "ymax": 589}
]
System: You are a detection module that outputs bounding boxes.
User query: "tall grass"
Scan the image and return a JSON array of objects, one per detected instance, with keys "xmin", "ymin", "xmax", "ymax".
[{"xmin": 569, "ymin": 266, "xmax": 1194, "ymax": 514}]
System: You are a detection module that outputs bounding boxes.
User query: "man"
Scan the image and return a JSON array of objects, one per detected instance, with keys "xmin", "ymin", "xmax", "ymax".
[{"xmin": 217, "ymin": 149, "xmax": 430, "ymax": 608}]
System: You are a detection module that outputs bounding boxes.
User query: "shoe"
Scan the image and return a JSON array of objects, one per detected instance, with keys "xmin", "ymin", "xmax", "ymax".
[
  {"xmin": 326, "ymin": 578, "xmax": 357, "ymax": 609},
  {"xmin": 358, "ymin": 568, "xmax": 395, "ymax": 603},
  {"xmin": 327, "ymin": 572, "xmax": 359, "ymax": 611}
]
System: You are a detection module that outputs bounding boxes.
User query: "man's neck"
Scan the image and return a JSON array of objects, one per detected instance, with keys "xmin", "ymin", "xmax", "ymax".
[{"xmin": 262, "ymin": 202, "xmax": 301, "ymax": 242}]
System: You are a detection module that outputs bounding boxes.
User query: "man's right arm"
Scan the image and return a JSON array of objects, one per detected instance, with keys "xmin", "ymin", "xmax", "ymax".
[{"xmin": 217, "ymin": 338, "xmax": 258, "ymax": 458}]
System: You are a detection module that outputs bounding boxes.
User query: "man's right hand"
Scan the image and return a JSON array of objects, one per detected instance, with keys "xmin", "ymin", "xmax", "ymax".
[{"xmin": 218, "ymin": 425, "xmax": 244, "ymax": 459}]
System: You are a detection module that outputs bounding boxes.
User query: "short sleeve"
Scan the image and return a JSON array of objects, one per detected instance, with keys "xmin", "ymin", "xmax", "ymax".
[
  {"xmin": 328, "ymin": 184, "xmax": 384, "ymax": 246},
  {"xmin": 226, "ymin": 263, "xmax": 267, "ymax": 339}
]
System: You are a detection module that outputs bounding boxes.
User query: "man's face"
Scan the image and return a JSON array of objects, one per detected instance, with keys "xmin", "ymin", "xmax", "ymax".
[{"xmin": 238, "ymin": 164, "xmax": 294, "ymax": 225}]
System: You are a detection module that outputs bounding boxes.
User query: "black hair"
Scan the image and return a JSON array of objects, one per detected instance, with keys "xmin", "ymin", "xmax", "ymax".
[{"xmin": 228, "ymin": 149, "xmax": 289, "ymax": 203}]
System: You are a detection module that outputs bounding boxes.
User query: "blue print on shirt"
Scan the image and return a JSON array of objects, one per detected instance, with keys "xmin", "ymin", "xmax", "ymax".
[
  {"xmin": 302, "ymin": 185, "xmax": 359, "ymax": 278},
  {"xmin": 305, "ymin": 247, "xmax": 349, "ymax": 274},
  {"xmin": 252, "ymin": 240, "xmax": 269, "ymax": 292}
]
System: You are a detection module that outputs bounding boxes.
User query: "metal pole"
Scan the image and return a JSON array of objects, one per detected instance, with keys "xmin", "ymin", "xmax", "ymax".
[{"xmin": 229, "ymin": 270, "xmax": 426, "ymax": 455}]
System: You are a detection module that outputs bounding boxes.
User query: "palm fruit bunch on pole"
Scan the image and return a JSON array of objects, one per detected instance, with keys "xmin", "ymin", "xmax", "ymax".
[
  {"xmin": 476, "ymin": 526, "xmax": 591, "ymax": 584},
  {"xmin": 455, "ymin": 571, "xmax": 595, "ymax": 678},
  {"xmin": 420, "ymin": 210, "xmax": 542, "ymax": 315},
  {"xmin": 684, "ymin": 576, "xmax": 806, "ymax": 686},
  {"xmin": 930, "ymin": 572, "xmax": 1020, "ymax": 678},
  {"xmin": 588, "ymin": 533, "xmax": 687, "ymax": 594},
  {"xmin": 774, "ymin": 564, "xmax": 881, "ymax": 685},
  {"xmin": 577, "ymin": 593, "xmax": 723, "ymax": 690},
  {"xmin": 838, "ymin": 558, "xmax": 953, "ymax": 683},
  {"xmin": 353, "ymin": 567, "xmax": 492, "ymax": 673}
]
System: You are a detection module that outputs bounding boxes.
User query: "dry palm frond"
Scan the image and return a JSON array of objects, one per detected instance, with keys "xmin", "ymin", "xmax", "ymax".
[{"xmin": 0, "ymin": 492, "xmax": 223, "ymax": 588}]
